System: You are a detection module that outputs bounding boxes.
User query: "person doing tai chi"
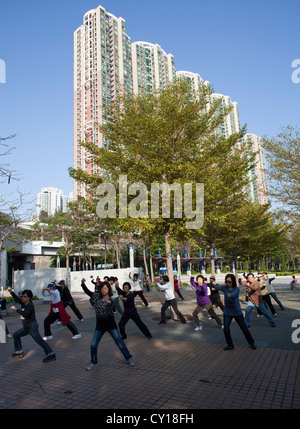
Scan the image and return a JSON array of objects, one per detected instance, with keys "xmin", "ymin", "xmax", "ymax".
[
  {"xmin": 81, "ymin": 278, "xmax": 135, "ymax": 370},
  {"xmin": 43, "ymin": 283, "xmax": 81, "ymax": 341},
  {"xmin": 156, "ymin": 275, "xmax": 186, "ymax": 325},
  {"xmin": 190, "ymin": 275, "xmax": 223, "ymax": 331}
]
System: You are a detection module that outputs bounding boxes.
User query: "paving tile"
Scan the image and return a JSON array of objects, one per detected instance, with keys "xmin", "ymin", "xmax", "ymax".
[{"xmin": 0, "ymin": 287, "xmax": 299, "ymax": 410}]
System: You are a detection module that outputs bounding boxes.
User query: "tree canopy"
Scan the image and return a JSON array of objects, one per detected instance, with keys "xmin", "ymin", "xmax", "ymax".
[
  {"xmin": 70, "ymin": 78, "xmax": 258, "ymax": 282},
  {"xmin": 262, "ymin": 125, "xmax": 300, "ymax": 221}
]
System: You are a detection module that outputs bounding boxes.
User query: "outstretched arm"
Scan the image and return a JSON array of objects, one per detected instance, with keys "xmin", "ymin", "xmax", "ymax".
[{"xmin": 81, "ymin": 278, "xmax": 93, "ymax": 298}]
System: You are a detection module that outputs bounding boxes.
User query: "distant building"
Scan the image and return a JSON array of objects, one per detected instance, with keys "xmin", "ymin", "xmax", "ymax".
[
  {"xmin": 211, "ymin": 93, "xmax": 240, "ymax": 138},
  {"xmin": 176, "ymin": 70, "xmax": 204, "ymax": 93},
  {"xmin": 242, "ymin": 133, "xmax": 269, "ymax": 205},
  {"xmin": 73, "ymin": 4, "xmax": 269, "ymax": 207},
  {"xmin": 36, "ymin": 187, "xmax": 73, "ymax": 217},
  {"xmin": 74, "ymin": 6, "xmax": 133, "ymax": 199},
  {"xmin": 132, "ymin": 41, "xmax": 175, "ymax": 95}
]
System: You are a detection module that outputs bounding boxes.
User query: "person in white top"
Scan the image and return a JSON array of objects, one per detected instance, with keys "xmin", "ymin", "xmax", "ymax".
[
  {"xmin": 156, "ymin": 275, "xmax": 186, "ymax": 325},
  {"xmin": 129, "ymin": 273, "xmax": 150, "ymax": 307},
  {"xmin": 42, "ymin": 283, "xmax": 81, "ymax": 340},
  {"xmin": 263, "ymin": 272, "xmax": 285, "ymax": 311},
  {"xmin": 108, "ymin": 277, "xmax": 123, "ymax": 315}
]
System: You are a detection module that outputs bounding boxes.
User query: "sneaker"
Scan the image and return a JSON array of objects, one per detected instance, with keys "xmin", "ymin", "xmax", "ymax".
[
  {"xmin": 43, "ymin": 335, "xmax": 53, "ymax": 341},
  {"xmin": 56, "ymin": 321, "xmax": 62, "ymax": 325},
  {"xmin": 86, "ymin": 362, "xmax": 98, "ymax": 371},
  {"xmin": 250, "ymin": 344, "xmax": 257, "ymax": 349},
  {"xmin": 80, "ymin": 319, "xmax": 84, "ymax": 322},
  {"xmin": 43, "ymin": 354, "xmax": 56, "ymax": 363},
  {"xmin": 122, "ymin": 338, "xmax": 127, "ymax": 342},
  {"xmin": 274, "ymin": 313, "xmax": 278, "ymax": 317},
  {"xmin": 146, "ymin": 305, "xmax": 151, "ymax": 308},
  {"xmin": 194, "ymin": 326, "xmax": 202, "ymax": 331},
  {"xmin": 158, "ymin": 322, "xmax": 166, "ymax": 325},
  {"xmin": 148, "ymin": 335, "xmax": 153, "ymax": 341},
  {"xmin": 7, "ymin": 334, "xmax": 12, "ymax": 339},
  {"xmin": 12, "ymin": 352, "xmax": 24, "ymax": 358},
  {"xmin": 72, "ymin": 334, "xmax": 82, "ymax": 340},
  {"xmin": 127, "ymin": 358, "xmax": 135, "ymax": 367}
]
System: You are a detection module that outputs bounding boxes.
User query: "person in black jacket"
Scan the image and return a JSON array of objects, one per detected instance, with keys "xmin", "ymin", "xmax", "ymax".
[
  {"xmin": 56, "ymin": 280, "xmax": 84, "ymax": 321},
  {"xmin": 9, "ymin": 288, "xmax": 56, "ymax": 362},
  {"xmin": 207, "ymin": 276, "xmax": 224, "ymax": 312},
  {"xmin": 80, "ymin": 278, "xmax": 134, "ymax": 370},
  {"xmin": 117, "ymin": 282, "xmax": 152, "ymax": 341}
]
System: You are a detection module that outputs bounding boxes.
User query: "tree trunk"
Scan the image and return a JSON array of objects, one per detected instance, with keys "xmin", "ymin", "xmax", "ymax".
[
  {"xmin": 233, "ymin": 235, "xmax": 238, "ymax": 282},
  {"xmin": 116, "ymin": 245, "xmax": 120, "ymax": 269},
  {"xmin": 65, "ymin": 249, "xmax": 70, "ymax": 269},
  {"xmin": 150, "ymin": 253, "xmax": 154, "ymax": 282},
  {"xmin": 165, "ymin": 232, "xmax": 176, "ymax": 320},
  {"xmin": 165, "ymin": 232, "xmax": 174, "ymax": 287},
  {"xmin": 143, "ymin": 247, "xmax": 149, "ymax": 276},
  {"xmin": 209, "ymin": 242, "xmax": 215, "ymax": 277}
]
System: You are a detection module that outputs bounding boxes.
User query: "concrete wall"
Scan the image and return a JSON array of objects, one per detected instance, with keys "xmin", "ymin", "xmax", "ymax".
[
  {"xmin": 13, "ymin": 267, "xmax": 145, "ymax": 298},
  {"xmin": 13, "ymin": 268, "xmax": 70, "ymax": 298}
]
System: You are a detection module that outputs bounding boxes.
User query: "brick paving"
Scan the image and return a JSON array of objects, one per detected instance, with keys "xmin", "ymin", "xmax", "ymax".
[{"xmin": 0, "ymin": 285, "xmax": 299, "ymax": 411}]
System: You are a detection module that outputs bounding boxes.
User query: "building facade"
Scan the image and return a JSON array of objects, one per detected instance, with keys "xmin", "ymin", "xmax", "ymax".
[
  {"xmin": 242, "ymin": 133, "xmax": 269, "ymax": 205},
  {"xmin": 132, "ymin": 41, "xmax": 175, "ymax": 95},
  {"xmin": 176, "ymin": 70, "xmax": 203, "ymax": 93},
  {"xmin": 74, "ymin": 6, "xmax": 133, "ymax": 198},
  {"xmin": 211, "ymin": 93, "xmax": 240, "ymax": 139},
  {"xmin": 73, "ymin": 5, "xmax": 268, "ymax": 206}
]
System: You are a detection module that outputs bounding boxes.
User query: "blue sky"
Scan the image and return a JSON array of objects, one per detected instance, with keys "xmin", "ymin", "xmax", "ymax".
[{"xmin": 0, "ymin": 0, "xmax": 299, "ymax": 213}]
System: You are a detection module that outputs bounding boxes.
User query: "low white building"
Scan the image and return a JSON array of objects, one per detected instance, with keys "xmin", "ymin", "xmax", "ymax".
[{"xmin": 1, "ymin": 240, "xmax": 64, "ymax": 289}]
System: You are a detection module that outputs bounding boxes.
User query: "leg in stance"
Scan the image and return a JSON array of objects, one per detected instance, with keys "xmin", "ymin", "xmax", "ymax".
[{"xmin": 192, "ymin": 305, "xmax": 203, "ymax": 327}]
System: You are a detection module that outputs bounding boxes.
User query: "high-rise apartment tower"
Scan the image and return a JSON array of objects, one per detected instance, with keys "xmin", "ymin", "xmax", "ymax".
[{"xmin": 74, "ymin": 6, "xmax": 133, "ymax": 198}]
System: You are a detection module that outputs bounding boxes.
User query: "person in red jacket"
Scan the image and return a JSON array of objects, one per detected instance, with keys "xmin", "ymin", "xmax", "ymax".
[
  {"xmin": 42, "ymin": 283, "xmax": 81, "ymax": 340},
  {"xmin": 174, "ymin": 275, "xmax": 184, "ymax": 300}
]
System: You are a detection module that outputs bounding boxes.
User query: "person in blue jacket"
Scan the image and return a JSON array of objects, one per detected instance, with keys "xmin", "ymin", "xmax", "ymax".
[{"xmin": 214, "ymin": 274, "xmax": 257, "ymax": 350}]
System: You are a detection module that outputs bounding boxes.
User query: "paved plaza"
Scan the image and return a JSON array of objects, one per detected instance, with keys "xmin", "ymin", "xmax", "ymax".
[{"xmin": 0, "ymin": 280, "xmax": 299, "ymax": 413}]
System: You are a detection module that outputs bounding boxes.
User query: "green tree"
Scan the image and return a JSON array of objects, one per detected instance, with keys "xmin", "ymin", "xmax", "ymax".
[
  {"xmin": 70, "ymin": 79, "xmax": 256, "ymax": 286},
  {"xmin": 216, "ymin": 202, "xmax": 286, "ymax": 277},
  {"xmin": 262, "ymin": 125, "xmax": 300, "ymax": 220}
]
